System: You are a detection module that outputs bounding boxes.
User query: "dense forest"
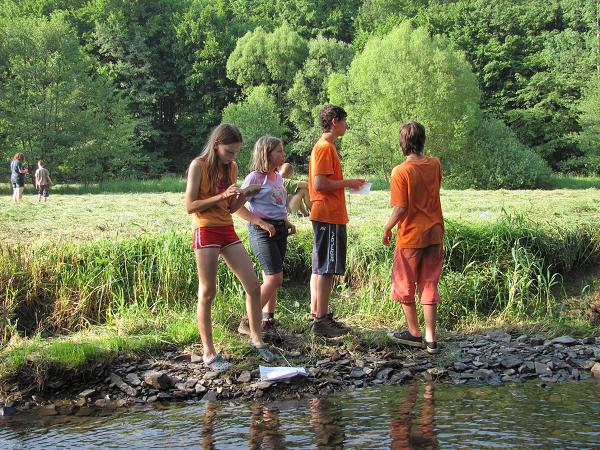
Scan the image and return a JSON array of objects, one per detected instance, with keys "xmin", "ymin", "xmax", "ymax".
[{"xmin": 0, "ymin": 0, "xmax": 598, "ymax": 187}]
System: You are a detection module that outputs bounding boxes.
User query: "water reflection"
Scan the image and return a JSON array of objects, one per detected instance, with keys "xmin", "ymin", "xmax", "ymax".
[
  {"xmin": 311, "ymin": 398, "xmax": 345, "ymax": 449},
  {"xmin": 390, "ymin": 383, "xmax": 438, "ymax": 449},
  {"xmin": 1, "ymin": 381, "xmax": 599, "ymax": 448}
]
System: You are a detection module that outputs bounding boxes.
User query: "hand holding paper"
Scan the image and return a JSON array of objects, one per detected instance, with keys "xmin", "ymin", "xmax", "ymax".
[{"xmin": 350, "ymin": 182, "xmax": 372, "ymax": 195}]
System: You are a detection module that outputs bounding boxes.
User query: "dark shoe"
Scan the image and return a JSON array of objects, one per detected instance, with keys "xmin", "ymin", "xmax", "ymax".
[
  {"xmin": 237, "ymin": 315, "xmax": 251, "ymax": 336},
  {"xmin": 311, "ymin": 314, "xmax": 350, "ymax": 338},
  {"xmin": 387, "ymin": 330, "xmax": 425, "ymax": 348},
  {"xmin": 261, "ymin": 317, "xmax": 280, "ymax": 341},
  {"xmin": 425, "ymin": 341, "xmax": 439, "ymax": 354}
]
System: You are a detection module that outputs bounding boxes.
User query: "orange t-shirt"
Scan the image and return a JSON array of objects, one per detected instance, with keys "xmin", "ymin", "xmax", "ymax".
[
  {"xmin": 390, "ymin": 157, "xmax": 444, "ymax": 248},
  {"xmin": 308, "ymin": 139, "xmax": 348, "ymax": 225},
  {"xmin": 193, "ymin": 159, "xmax": 238, "ymax": 228}
]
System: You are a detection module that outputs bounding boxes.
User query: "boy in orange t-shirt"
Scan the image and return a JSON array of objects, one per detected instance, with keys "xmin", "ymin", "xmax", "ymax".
[
  {"xmin": 383, "ymin": 121, "xmax": 444, "ymax": 354},
  {"xmin": 308, "ymin": 104, "xmax": 366, "ymax": 338}
]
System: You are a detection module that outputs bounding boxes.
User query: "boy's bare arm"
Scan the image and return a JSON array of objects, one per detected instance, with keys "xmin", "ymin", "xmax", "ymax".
[
  {"xmin": 382, "ymin": 206, "xmax": 407, "ymax": 247},
  {"xmin": 314, "ymin": 175, "xmax": 365, "ymax": 192}
]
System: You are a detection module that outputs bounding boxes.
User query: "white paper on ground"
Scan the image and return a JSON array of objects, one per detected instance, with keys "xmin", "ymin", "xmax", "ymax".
[
  {"xmin": 259, "ymin": 365, "xmax": 309, "ymax": 381},
  {"xmin": 350, "ymin": 182, "xmax": 372, "ymax": 195}
]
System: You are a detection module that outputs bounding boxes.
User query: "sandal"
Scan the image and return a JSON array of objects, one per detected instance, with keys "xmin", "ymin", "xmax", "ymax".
[
  {"xmin": 204, "ymin": 354, "xmax": 231, "ymax": 372},
  {"xmin": 250, "ymin": 343, "xmax": 276, "ymax": 363}
]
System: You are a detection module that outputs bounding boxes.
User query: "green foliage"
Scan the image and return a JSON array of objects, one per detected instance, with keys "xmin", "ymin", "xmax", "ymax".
[
  {"xmin": 287, "ymin": 36, "xmax": 354, "ymax": 159},
  {"xmin": 226, "ymin": 23, "xmax": 308, "ymax": 105},
  {"xmin": 567, "ymin": 76, "xmax": 600, "ymax": 175},
  {"xmin": 329, "ymin": 22, "xmax": 480, "ymax": 178},
  {"xmin": 446, "ymin": 118, "xmax": 552, "ymax": 189},
  {"xmin": 221, "ymin": 86, "xmax": 289, "ymax": 174},
  {"xmin": 0, "ymin": 13, "xmax": 143, "ymax": 182}
]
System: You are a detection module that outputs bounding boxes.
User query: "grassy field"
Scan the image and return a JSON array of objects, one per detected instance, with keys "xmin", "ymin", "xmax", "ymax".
[
  {"xmin": 1, "ymin": 188, "xmax": 599, "ymax": 244},
  {"xmin": 1, "ymin": 183, "xmax": 600, "ymax": 383}
]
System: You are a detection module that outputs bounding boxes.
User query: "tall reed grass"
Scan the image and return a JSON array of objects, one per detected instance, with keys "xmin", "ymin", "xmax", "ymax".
[{"xmin": 1, "ymin": 216, "xmax": 598, "ymax": 346}]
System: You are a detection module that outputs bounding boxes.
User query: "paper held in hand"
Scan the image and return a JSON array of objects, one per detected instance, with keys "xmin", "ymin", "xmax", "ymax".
[
  {"xmin": 241, "ymin": 184, "xmax": 261, "ymax": 196},
  {"xmin": 350, "ymin": 182, "xmax": 372, "ymax": 195},
  {"xmin": 259, "ymin": 365, "xmax": 309, "ymax": 381}
]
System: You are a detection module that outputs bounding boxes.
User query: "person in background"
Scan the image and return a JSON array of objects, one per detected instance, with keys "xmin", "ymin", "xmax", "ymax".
[
  {"xmin": 10, "ymin": 153, "xmax": 27, "ymax": 203},
  {"xmin": 34, "ymin": 160, "xmax": 52, "ymax": 202},
  {"xmin": 279, "ymin": 162, "xmax": 312, "ymax": 217}
]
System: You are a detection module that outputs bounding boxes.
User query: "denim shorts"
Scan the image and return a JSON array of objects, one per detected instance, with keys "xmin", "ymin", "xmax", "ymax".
[{"xmin": 248, "ymin": 219, "xmax": 288, "ymax": 275}]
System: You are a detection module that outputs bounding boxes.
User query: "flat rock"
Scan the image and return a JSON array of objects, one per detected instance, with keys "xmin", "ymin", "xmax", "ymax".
[
  {"xmin": 202, "ymin": 391, "xmax": 218, "ymax": 401},
  {"xmin": 237, "ymin": 371, "xmax": 252, "ymax": 383},
  {"xmin": 204, "ymin": 371, "xmax": 220, "ymax": 381},
  {"xmin": 501, "ymin": 356, "xmax": 523, "ymax": 369},
  {"xmin": 110, "ymin": 373, "xmax": 137, "ymax": 397},
  {"xmin": 488, "ymin": 331, "xmax": 511, "ymax": 342},
  {"xmin": 349, "ymin": 369, "xmax": 365, "ymax": 379},
  {"xmin": 376, "ymin": 368, "xmax": 394, "ymax": 380},
  {"xmin": 453, "ymin": 362, "xmax": 469, "ymax": 371},
  {"xmin": 78, "ymin": 388, "xmax": 97, "ymax": 398},
  {"xmin": 143, "ymin": 371, "xmax": 173, "ymax": 390},
  {"xmin": 582, "ymin": 337, "xmax": 596, "ymax": 345},
  {"xmin": 125, "ymin": 373, "xmax": 142, "ymax": 386},
  {"xmin": 551, "ymin": 336, "xmax": 578, "ymax": 346},
  {"xmin": 190, "ymin": 354, "xmax": 204, "ymax": 364},
  {"xmin": 535, "ymin": 362, "xmax": 552, "ymax": 375}
]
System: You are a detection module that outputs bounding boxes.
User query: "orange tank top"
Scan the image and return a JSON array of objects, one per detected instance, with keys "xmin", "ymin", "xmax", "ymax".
[{"xmin": 193, "ymin": 159, "xmax": 238, "ymax": 228}]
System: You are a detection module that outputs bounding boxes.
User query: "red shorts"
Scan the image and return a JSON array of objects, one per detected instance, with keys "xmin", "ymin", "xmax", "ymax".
[
  {"xmin": 193, "ymin": 225, "xmax": 241, "ymax": 250},
  {"xmin": 392, "ymin": 245, "xmax": 443, "ymax": 305}
]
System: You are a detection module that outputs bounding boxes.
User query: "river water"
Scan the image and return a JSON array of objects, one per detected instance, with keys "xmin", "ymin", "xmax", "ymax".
[{"xmin": 1, "ymin": 380, "xmax": 599, "ymax": 449}]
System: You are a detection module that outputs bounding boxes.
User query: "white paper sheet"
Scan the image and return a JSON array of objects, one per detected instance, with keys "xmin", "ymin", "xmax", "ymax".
[
  {"xmin": 350, "ymin": 182, "xmax": 372, "ymax": 195},
  {"xmin": 259, "ymin": 365, "xmax": 309, "ymax": 381}
]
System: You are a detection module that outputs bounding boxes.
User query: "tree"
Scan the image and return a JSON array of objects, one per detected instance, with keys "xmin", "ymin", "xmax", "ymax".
[
  {"xmin": 568, "ymin": 76, "xmax": 600, "ymax": 174},
  {"xmin": 0, "ymin": 13, "xmax": 142, "ymax": 181},
  {"xmin": 226, "ymin": 24, "xmax": 308, "ymax": 105},
  {"xmin": 221, "ymin": 86, "xmax": 288, "ymax": 175},
  {"xmin": 329, "ymin": 22, "xmax": 480, "ymax": 178}
]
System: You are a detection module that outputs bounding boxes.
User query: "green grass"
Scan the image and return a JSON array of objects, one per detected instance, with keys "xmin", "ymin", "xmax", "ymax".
[{"xmin": 2, "ymin": 187, "xmax": 600, "ymax": 382}]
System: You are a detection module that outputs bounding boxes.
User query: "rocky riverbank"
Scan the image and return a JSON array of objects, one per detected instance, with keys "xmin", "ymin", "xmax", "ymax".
[{"xmin": 1, "ymin": 330, "xmax": 599, "ymax": 417}]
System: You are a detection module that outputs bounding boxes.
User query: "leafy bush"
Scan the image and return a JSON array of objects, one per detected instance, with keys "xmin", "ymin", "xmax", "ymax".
[{"xmin": 445, "ymin": 118, "xmax": 552, "ymax": 189}]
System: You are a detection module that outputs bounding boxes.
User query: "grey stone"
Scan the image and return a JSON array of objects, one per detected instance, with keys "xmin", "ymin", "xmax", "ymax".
[
  {"xmin": 535, "ymin": 362, "xmax": 552, "ymax": 375},
  {"xmin": 390, "ymin": 370, "xmax": 412, "ymax": 383},
  {"xmin": 551, "ymin": 336, "xmax": 578, "ymax": 346},
  {"xmin": 473, "ymin": 369, "xmax": 495, "ymax": 380},
  {"xmin": 516, "ymin": 335, "xmax": 529, "ymax": 343},
  {"xmin": 125, "ymin": 373, "xmax": 142, "ymax": 386},
  {"xmin": 202, "ymin": 391, "xmax": 218, "ymax": 401},
  {"xmin": 376, "ymin": 367, "xmax": 394, "ymax": 380},
  {"xmin": 530, "ymin": 335, "xmax": 546, "ymax": 346},
  {"xmin": 501, "ymin": 356, "xmax": 523, "ymax": 369},
  {"xmin": 488, "ymin": 331, "xmax": 511, "ymax": 342},
  {"xmin": 204, "ymin": 371, "xmax": 220, "ymax": 381},
  {"xmin": 157, "ymin": 392, "xmax": 172, "ymax": 400},
  {"xmin": 453, "ymin": 362, "xmax": 469, "ymax": 371},
  {"xmin": 237, "ymin": 371, "xmax": 252, "ymax": 383},
  {"xmin": 143, "ymin": 371, "xmax": 173, "ymax": 390},
  {"xmin": 349, "ymin": 368, "xmax": 365, "ymax": 379},
  {"xmin": 582, "ymin": 337, "xmax": 596, "ymax": 345},
  {"xmin": 184, "ymin": 378, "xmax": 199, "ymax": 389},
  {"xmin": 78, "ymin": 388, "xmax": 97, "ymax": 398},
  {"xmin": 190, "ymin": 354, "xmax": 203, "ymax": 363},
  {"xmin": 110, "ymin": 373, "xmax": 137, "ymax": 397},
  {"xmin": 195, "ymin": 385, "xmax": 208, "ymax": 395}
]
